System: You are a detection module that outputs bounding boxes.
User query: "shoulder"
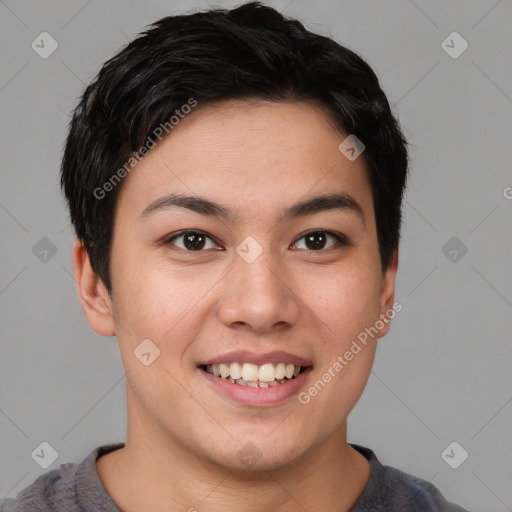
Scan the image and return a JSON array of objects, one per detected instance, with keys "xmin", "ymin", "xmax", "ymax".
[
  {"xmin": 350, "ymin": 444, "xmax": 470, "ymax": 512},
  {"xmin": 0, "ymin": 443, "xmax": 124, "ymax": 512},
  {"xmin": 0, "ymin": 462, "xmax": 80, "ymax": 512},
  {"xmin": 379, "ymin": 464, "xmax": 469, "ymax": 511}
]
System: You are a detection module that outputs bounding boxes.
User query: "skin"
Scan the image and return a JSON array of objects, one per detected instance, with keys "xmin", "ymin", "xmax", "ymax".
[{"xmin": 74, "ymin": 99, "xmax": 398, "ymax": 511}]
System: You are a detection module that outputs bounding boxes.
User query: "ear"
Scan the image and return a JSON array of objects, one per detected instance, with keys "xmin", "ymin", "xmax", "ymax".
[
  {"xmin": 377, "ymin": 248, "xmax": 399, "ymax": 338},
  {"xmin": 72, "ymin": 238, "xmax": 116, "ymax": 337}
]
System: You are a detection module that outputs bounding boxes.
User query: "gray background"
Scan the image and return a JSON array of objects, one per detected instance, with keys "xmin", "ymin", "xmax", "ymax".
[{"xmin": 1, "ymin": 0, "xmax": 511, "ymax": 510}]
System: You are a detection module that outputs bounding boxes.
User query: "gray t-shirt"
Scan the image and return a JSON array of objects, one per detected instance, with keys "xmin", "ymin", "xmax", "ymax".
[{"xmin": 0, "ymin": 443, "xmax": 470, "ymax": 511}]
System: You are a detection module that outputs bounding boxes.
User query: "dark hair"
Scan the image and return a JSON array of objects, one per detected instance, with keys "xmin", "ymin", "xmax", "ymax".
[{"xmin": 61, "ymin": 1, "xmax": 408, "ymax": 294}]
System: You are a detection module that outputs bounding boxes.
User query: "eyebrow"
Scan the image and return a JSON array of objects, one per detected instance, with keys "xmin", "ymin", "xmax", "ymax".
[{"xmin": 138, "ymin": 192, "xmax": 365, "ymax": 225}]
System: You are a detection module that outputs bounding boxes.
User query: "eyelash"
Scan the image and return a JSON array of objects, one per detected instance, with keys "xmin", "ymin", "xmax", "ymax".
[{"xmin": 164, "ymin": 229, "xmax": 351, "ymax": 252}]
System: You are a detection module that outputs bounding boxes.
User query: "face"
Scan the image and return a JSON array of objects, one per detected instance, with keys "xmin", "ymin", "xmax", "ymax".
[{"xmin": 82, "ymin": 99, "xmax": 397, "ymax": 471}]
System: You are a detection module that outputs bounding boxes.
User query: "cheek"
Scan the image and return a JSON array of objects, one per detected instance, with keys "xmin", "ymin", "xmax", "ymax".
[
  {"xmin": 111, "ymin": 253, "xmax": 225, "ymax": 365},
  {"xmin": 310, "ymin": 264, "xmax": 383, "ymax": 341},
  {"xmin": 110, "ymin": 266, "xmax": 201, "ymax": 405},
  {"xmin": 299, "ymin": 272, "xmax": 380, "ymax": 418},
  {"xmin": 299, "ymin": 346, "xmax": 376, "ymax": 431},
  {"xmin": 115, "ymin": 274, "xmax": 192, "ymax": 341}
]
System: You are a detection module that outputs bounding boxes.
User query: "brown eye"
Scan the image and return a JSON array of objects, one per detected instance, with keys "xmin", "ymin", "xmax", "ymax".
[
  {"xmin": 292, "ymin": 230, "xmax": 349, "ymax": 251},
  {"xmin": 165, "ymin": 231, "xmax": 218, "ymax": 251}
]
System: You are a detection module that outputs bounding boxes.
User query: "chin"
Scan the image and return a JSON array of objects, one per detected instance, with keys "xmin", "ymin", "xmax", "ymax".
[{"xmin": 207, "ymin": 438, "xmax": 306, "ymax": 473}]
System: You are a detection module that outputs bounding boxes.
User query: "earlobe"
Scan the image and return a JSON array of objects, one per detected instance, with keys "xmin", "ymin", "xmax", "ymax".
[
  {"xmin": 72, "ymin": 238, "xmax": 116, "ymax": 337},
  {"xmin": 377, "ymin": 249, "xmax": 399, "ymax": 338}
]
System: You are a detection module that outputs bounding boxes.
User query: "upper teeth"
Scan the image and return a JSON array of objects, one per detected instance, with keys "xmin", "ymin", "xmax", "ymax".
[{"xmin": 207, "ymin": 362, "xmax": 301, "ymax": 382}]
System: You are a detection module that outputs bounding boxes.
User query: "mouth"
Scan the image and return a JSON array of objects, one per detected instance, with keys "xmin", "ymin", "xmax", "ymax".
[
  {"xmin": 200, "ymin": 362, "xmax": 307, "ymax": 388},
  {"xmin": 197, "ymin": 356, "xmax": 313, "ymax": 406}
]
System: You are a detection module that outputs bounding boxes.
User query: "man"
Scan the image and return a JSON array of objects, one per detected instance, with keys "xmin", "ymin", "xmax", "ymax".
[{"xmin": 1, "ymin": 2, "xmax": 469, "ymax": 510}]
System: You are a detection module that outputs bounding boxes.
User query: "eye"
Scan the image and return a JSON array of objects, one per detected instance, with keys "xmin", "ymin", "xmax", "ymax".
[
  {"xmin": 164, "ymin": 229, "xmax": 350, "ymax": 252},
  {"xmin": 165, "ymin": 230, "xmax": 220, "ymax": 251},
  {"xmin": 292, "ymin": 230, "xmax": 350, "ymax": 251}
]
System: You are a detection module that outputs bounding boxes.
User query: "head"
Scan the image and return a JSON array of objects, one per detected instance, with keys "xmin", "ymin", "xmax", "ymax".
[{"xmin": 64, "ymin": 2, "xmax": 408, "ymax": 471}]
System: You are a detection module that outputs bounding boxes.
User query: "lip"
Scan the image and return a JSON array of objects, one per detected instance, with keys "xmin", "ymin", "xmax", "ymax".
[
  {"xmin": 197, "ymin": 350, "xmax": 313, "ymax": 367},
  {"xmin": 198, "ymin": 366, "xmax": 313, "ymax": 406}
]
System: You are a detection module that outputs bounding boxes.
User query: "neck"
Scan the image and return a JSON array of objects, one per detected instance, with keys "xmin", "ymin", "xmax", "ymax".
[{"xmin": 97, "ymin": 395, "xmax": 370, "ymax": 511}]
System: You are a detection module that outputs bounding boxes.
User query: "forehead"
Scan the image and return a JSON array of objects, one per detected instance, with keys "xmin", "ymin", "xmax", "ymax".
[{"xmin": 115, "ymin": 99, "xmax": 374, "ymax": 223}]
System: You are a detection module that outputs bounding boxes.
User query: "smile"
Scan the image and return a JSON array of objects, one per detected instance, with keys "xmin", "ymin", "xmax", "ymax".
[{"xmin": 202, "ymin": 362, "xmax": 304, "ymax": 388}]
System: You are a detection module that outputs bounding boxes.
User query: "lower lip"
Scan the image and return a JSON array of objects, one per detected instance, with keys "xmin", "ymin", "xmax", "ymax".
[{"xmin": 198, "ymin": 367, "xmax": 312, "ymax": 406}]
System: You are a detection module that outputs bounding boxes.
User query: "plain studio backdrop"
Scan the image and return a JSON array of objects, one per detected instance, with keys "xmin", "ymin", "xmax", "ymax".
[{"xmin": 1, "ymin": 1, "xmax": 511, "ymax": 511}]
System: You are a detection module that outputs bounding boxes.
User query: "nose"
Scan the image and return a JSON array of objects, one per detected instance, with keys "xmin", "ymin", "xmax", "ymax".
[{"xmin": 217, "ymin": 247, "xmax": 300, "ymax": 333}]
